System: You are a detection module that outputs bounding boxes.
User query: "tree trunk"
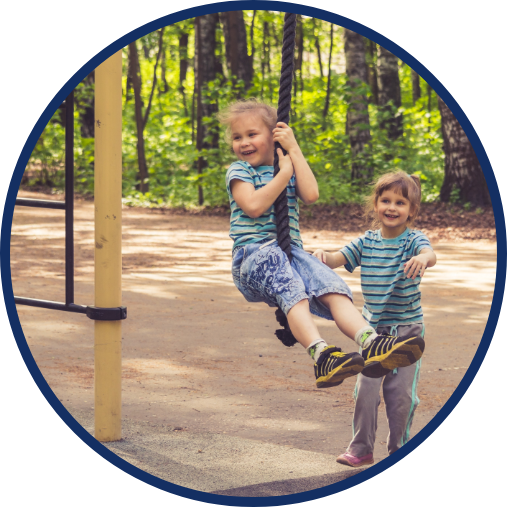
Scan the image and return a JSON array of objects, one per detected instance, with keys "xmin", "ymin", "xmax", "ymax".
[
  {"xmin": 260, "ymin": 19, "xmax": 267, "ymax": 99},
  {"xmin": 250, "ymin": 11, "xmax": 256, "ymax": 62},
  {"xmin": 322, "ymin": 23, "xmax": 334, "ymax": 119},
  {"xmin": 160, "ymin": 39, "xmax": 169, "ymax": 94},
  {"xmin": 127, "ymin": 32, "xmax": 164, "ymax": 194},
  {"xmin": 313, "ymin": 18, "xmax": 324, "ymax": 79},
  {"xmin": 219, "ymin": 11, "xmax": 252, "ymax": 92},
  {"xmin": 377, "ymin": 45, "xmax": 402, "ymax": 140},
  {"xmin": 344, "ymin": 29, "xmax": 372, "ymax": 182},
  {"xmin": 178, "ymin": 28, "xmax": 189, "ymax": 115},
  {"xmin": 142, "ymin": 28, "xmax": 164, "ymax": 129},
  {"xmin": 411, "ymin": 69, "xmax": 421, "ymax": 105},
  {"xmin": 294, "ymin": 15, "xmax": 304, "ymax": 97},
  {"xmin": 264, "ymin": 21, "xmax": 272, "ymax": 100},
  {"xmin": 438, "ymin": 97, "xmax": 489, "ymax": 206},
  {"xmin": 427, "ymin": 82, "xmax": 433, "ymax": 111},
  {"xmin": 195, "ymin": 14, "xmax": 219, "ymax": 206},
  {"xmin": 77, "ymin": 71, "xmax": 95, "ymax": 138},
  {"xmin": 365, "ymin": 39, "xmax": 378, "ymax": 105},
  {"xmin": 128, "ymin": 41, "xmax": 149, "ymax": 193}
]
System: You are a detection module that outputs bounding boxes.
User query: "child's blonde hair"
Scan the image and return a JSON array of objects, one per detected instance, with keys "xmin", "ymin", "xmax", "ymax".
[
  {"xmin": 364, "ymin": 171, "xmax": 422, "ymax": 228},
  {"xmin": 218, "ymin": 98, "xmax": 277, "ymax": 144}
]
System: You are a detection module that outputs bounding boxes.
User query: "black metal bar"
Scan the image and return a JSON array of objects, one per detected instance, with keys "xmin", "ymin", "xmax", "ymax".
[
  {"xmin": 14, "ymin": 90, "xmax": 128, "ymax": 323},
  {"xmin": 14, "ymin": 297, "xmax": 87, "ymax": 314},
  {"xmin": 15, "ymin": 198, "xmax": 66, "ymax": 210},
  {"xmin": 65, "ymin": 91, "xmax": 74, "ymax": 305}
]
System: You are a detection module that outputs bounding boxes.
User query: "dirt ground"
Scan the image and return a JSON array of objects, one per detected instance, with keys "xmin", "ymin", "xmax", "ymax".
[{"xmin": 9, "ymin": 190, "xmax": 497, "ymax": 492}]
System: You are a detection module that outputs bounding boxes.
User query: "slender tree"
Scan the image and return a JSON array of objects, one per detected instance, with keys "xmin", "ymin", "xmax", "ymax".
[
  {"xmin": 128, "ymin": 41, "xmax": 149, "ymax": 192},
  {"xmin": 438, "ymin": 97, "xmax": 489, "ymax": 206},
  {"xmin": 249, "ymin": 10, "xmax": 256, "ymax": 62},
  {"xmin": 294, "ymin": 14, "xmax": 304, "ymax": 97},
  {"xmin": 344, "ymin": 28, "xmax": 372, "ymax": 182},
  {"xmin": 322, "ymin": 23, "xmax": 334, "ymax": 119},
  {"xmin": 178, "ymin": 26, "xmax": 190, "ymax": 114},
  {"xmin": 128, "ymin": 30, "xmax": 165, "ymax": 193},
  {"xmin": 365, "ymin": 38, "xmax": 378, "ymax": 105},
  {"xmin": 427, "ymin": 82, "xmax": 433, "ymax": 111},
  {"xmin": 261, "ymin": 19, "xmax": 269, "ymax": 99},
  {"xmin": 195, "ymin": 14, "xmax": 220, "ymax": 205},
  {"xmin": 219, "ymin": 11, "xmax": 252, "ymax": 92},
  {"xmin": 76, "ymin": 71, "xmax": 95, "ymax": 138},
  {"xmin": 411, "ymin": 69, "xmax": 421, "ymax": 105},
  {"xmin": 313, "ymin": 18, "xmax": 324, "ymax": 79},
  {"xmin": 159, "ymin": 32, "xmax": 169, "ymax": 94},
  {"xmin": 377, "ymin": 45, "xmax": 402, "ymax": 140}
]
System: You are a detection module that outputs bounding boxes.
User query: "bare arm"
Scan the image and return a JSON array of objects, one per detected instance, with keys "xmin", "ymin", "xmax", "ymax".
[
  {"xmin": 273, "ymin": 122, "xmax": 319, "ymax": 204},
  {"xmin": 312, "ymin": 249, "xmax": 348, "ymax": 269},
  {"xmin": 404, "ymin": 247, "xmax": 437, "ymax": 280},
  {"xmin": 231, "ymin": 148, "xmax": 294, "ymax": 218}
]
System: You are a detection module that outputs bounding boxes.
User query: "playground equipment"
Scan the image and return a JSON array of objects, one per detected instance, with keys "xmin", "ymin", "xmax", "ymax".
[
  {"xmin": 14, "ymin": 51, "xmax": 125, "ymax": 442},
  {"xmin": 13, "ymin": 14, "xmax": 298, "ymax": 442},
  {"xmin": 271, "ymin": 13, "xmax": 300, "ymax": 347}
]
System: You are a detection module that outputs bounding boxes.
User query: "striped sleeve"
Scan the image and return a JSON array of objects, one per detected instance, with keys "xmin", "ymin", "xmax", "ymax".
[
  {"xmin": 340, "ymin": 235, "xmax": 365, "ymax": 273},
  {"xmin": 226, "ymin": 162, "xmax": 253, "ymax": 194},
  {"xmin": 411, "ymin": 231, "xmax": 433, "ymax": 255}
]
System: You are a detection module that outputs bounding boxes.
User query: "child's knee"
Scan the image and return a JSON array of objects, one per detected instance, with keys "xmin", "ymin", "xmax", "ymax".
[{"xmin": 318, "ymin": 292, "xmax": 351, "ymax": 309}]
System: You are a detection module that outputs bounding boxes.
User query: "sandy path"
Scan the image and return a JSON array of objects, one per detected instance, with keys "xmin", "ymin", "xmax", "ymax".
[{"xmin": 9, "ymin": 191, "xmax": 496, "ymax": 491}]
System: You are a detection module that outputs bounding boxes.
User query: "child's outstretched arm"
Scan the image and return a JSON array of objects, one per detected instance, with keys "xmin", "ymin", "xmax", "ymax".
[
  {"xmin": 404, "ymin": 248, "xmax": 437, "ymax": 280},
  {"xmin": 312, "ymin": 249, "xmax": 347, "ymax": 269},
  {"xmin": 273, "ymin": 122, "xmax": 319, "ymax": 205},
  {"xmin": 231, "ymin": 148, "xmax": 294, "ymax": 218}
]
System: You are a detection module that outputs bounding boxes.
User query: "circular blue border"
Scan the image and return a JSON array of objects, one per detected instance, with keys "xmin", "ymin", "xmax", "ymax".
[{"xmin": 1, "ymin": 1, "xmax": 505, "ymax": 505}]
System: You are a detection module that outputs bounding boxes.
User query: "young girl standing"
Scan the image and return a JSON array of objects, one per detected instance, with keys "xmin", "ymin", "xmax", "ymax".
[
  {"xmin": 220, "ymin": 99, "xmax": 425, "ymax": 389},
  {"xmin": 313, "ymin": 171, "xmax": 436, "ymax": 465}
]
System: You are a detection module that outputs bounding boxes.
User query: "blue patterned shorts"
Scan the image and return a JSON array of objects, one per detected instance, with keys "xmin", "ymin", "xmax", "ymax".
[{"xmin": 231, "ymin": 240, "xmax": 353, "ymax": 319}]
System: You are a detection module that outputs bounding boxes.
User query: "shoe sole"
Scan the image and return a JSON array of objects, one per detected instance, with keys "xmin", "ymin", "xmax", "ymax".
[
  {"xmin": 336, "ymin": 455, "xmax": 374, "ymax": 467},
  {"xmin": 316, "ymin": 355, "xmax": 365, "ymax": 388},
  {"xmin": 362, "ymin": 337, "xmax": 425, "ymax": 379}
]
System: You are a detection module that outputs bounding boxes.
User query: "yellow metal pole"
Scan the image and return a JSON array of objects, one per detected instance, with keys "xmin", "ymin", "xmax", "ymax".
[{"xmin": 94, "ymin": 51, "xmax": 123, "ymax": 441}]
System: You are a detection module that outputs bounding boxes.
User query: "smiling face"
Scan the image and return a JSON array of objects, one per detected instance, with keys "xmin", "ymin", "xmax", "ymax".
[
  {"xmin": 231, "ymin": 112, "xmax": 274, "ymax": 167},
  {"xmin": 374, "ymin": 188, "xmax": 414, "ymax": 238}
]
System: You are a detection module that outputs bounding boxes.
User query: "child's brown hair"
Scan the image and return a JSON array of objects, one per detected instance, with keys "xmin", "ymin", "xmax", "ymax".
[
  {"xmin": 364, "ymin": 171, "xmax": 422, "ymax": 229},
  {"xmin": 217, "ymin": 98, "xmax": 277, "ymax": 144}
]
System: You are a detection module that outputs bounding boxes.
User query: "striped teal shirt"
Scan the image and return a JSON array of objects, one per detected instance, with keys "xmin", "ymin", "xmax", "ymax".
[
  {"xmin": 340, "ymin": 228, "xmax": 433, "ymax": 327},
  {"xmin": 226, "ymin": 161, "xmax": 303, "ymax": 251}
]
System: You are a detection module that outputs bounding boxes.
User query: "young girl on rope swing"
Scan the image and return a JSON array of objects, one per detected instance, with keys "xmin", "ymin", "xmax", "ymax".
[
  {"xmin": 312, "ymin": 172, "xmax": 436, "ymax": 466},
  {"xmin": 219, "ymin": 99, "xmax": 425, "ymax": 388}
]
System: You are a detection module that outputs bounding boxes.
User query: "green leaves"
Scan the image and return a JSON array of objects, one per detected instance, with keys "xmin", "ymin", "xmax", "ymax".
[{"xmin": 23, "ymin": 14, "xmax": 446, "ymax": 210}]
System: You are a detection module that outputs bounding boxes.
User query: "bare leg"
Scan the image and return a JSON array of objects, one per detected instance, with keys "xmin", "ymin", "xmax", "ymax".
[
  {"xmin": 318, "ymin": 293, "xmax": 369, "ymax": 340},
  {"xmin": 286, "ymin": 299, "xmax": 322, "ymax": 348}
]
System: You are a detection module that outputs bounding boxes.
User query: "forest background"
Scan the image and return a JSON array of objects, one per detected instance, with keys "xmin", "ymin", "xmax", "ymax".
[{"xmin": 23, "ymin": 10, "xmax": 490, "ymax": 213}]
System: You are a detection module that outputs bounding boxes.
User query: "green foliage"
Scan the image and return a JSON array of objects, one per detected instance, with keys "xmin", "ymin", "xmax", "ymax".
[
  {"xmin": 449, "ymin": 186, "xmax": 461, "ymax": 204},
  {"xmin": 23, "ymin": 12, "xmax": 446, "ymax": 209}
]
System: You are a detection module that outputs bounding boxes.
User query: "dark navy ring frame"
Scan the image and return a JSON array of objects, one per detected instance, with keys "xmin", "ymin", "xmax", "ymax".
[{"xmin": 1, "ymin": 2, "xmax": 505, "ymax": 505}]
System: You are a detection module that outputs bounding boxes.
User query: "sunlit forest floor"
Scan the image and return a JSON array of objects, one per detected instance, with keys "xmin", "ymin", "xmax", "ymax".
[
  {"xmin": 9, "ymin": 190, "xmax": 497, "ymax": 492},
  {"xmin": 20, "ymin": 182, "xmax": 497, "ymax": 242}
]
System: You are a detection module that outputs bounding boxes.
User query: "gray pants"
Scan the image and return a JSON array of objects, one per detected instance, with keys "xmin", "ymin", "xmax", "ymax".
[{"xmin": 347, "ymin": 323, "xmax": 424, "ymax": 457}]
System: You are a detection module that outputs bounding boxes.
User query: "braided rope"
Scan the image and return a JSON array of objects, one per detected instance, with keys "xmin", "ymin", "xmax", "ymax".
[{"xmin": 274, "ymin": 13, "xmax": 298, "ymax": 347}]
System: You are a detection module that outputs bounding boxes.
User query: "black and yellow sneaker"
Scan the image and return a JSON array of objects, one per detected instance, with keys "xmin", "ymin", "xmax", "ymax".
[
  {"xmin": 314, "ymin": 346, "xmax": 365, "ymax": 388},
  {"xmin": 361, "ymin": 333, "xmax": 425, "ymax": 378}
]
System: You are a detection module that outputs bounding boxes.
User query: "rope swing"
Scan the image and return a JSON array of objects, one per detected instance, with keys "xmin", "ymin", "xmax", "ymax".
[{"xmin": 273, "ymin": 13, "xmax": 298, "ymax": 347}]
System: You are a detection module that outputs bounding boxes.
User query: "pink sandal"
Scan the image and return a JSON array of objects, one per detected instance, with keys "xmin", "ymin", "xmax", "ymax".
[{"xmin": 336, "ymin": 452, "xmax": 374, "ymax": 467}]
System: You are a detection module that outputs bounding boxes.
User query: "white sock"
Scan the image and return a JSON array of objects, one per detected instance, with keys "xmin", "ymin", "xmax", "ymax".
[
  {"xmin": 354, "ymin": 326, "xmax": 378, "ymax": 348},
  {"xmin": 306, "ymin": 339, "xmax": 327, "ymax": 363}
]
